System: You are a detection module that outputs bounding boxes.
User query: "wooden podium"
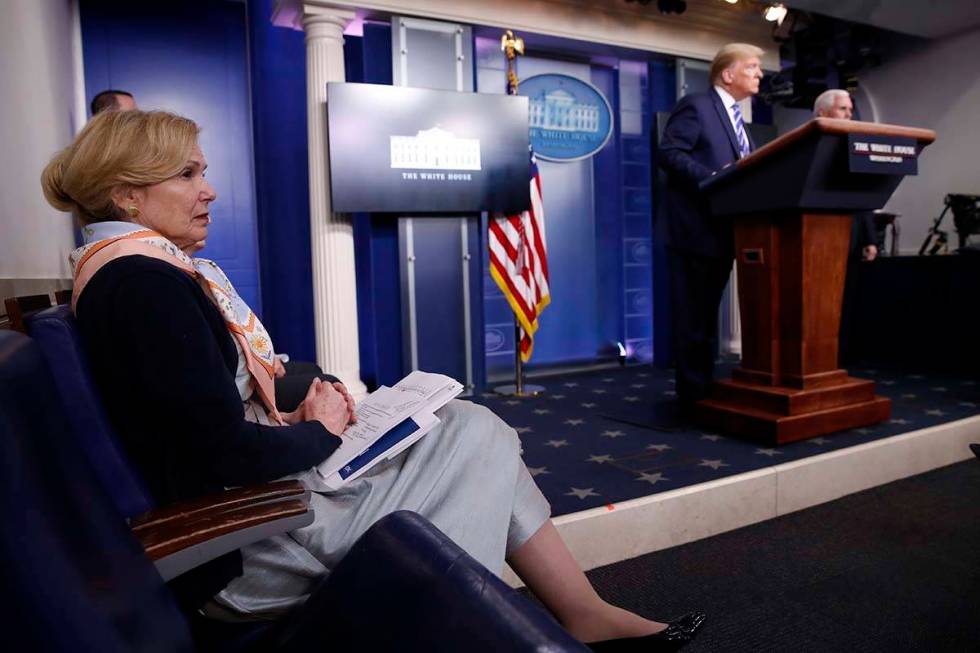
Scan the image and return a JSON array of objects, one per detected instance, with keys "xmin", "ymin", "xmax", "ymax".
[{"xmin": 696, "ymin": 118, "xmax": 936, "ymax": 444}]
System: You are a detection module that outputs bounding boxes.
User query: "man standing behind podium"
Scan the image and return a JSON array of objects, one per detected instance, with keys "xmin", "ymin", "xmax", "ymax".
[
  {"xmin": 812, "ymin": 89, "xmax": 878, "ymax": 262},
  {"xmin": 657, "ymin": 43, "xmax": 763, "ymax": 409}
]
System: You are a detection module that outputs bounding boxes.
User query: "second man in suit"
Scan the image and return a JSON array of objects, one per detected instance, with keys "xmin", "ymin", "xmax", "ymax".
[{"xmin": 657, "ymin": 42, "xmax": 763, "ymax": 408}]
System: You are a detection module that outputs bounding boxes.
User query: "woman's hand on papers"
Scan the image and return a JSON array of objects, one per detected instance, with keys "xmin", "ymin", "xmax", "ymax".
[
  {"xmin": 331, "ymin": 382, "xmax": 358, "ymax": 426},
  {"xmin": 282, "ymin": 378, "xmax": 353, "ymax": 435}
]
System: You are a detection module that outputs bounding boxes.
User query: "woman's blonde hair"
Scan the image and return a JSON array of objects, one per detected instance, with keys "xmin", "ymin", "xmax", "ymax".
[
  {"xmin": 41, "ymin": 110, "xmax": 200, "ymax": 224},
  {"xmin": 709, "ymin": 43, "xmax": 764, "ymax": 85}
]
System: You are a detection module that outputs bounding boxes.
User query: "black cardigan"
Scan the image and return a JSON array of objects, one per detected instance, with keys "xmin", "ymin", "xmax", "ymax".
[{"xmin": 76, "ymin": 255, "xmax": 342, "ymax": 610}]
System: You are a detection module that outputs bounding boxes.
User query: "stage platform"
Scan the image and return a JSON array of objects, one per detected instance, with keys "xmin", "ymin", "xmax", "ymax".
[{"xmin": 469, "ymin": 362, "xmax": 980, "ymax": 583}]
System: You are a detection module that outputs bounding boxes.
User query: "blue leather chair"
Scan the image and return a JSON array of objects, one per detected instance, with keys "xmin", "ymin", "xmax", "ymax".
[
  {"xmin": 27, "ymin": 304, "xmax": 152, "ymax": 519},
  {"xmin": 11, "ymin": 315, "xmax": 589, "ymax": 651}
]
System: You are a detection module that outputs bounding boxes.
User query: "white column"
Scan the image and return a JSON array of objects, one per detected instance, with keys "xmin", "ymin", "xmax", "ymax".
[{"xmin": 300, "ymin": 5, "xmax": 367, "ymax": 395}]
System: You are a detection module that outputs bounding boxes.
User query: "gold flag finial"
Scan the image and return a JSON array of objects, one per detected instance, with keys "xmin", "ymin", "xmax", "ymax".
[{"xmin": 500, "ymin": 30, "xmax": 525, "ymax": 95}]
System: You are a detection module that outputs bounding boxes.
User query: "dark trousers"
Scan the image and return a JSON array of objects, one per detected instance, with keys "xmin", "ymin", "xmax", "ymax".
[
  {"xmin": 274, "ymin": 360, "xmax": 340, "ymax": 412},
  {"xmin": 666, "ymin": 247, "xmax": 732, "ymax": 404}
]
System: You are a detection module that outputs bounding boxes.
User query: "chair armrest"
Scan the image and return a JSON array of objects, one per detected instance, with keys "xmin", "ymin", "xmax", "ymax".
[
  {"xmin": 138, "ymin": 498, "xmax": 314, "ymax": 582},
  {"xmin": 280, "ymin": 511, "xmax": 590, "ymax": 652},
  {"xmin": 130, "ymin": 479, "xmax": 309, "ymax": 532}
]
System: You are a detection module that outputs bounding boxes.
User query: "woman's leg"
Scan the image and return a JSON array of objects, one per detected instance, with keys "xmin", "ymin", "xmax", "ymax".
[{"xmin": 508, "ymin": 519, "xmax": 666, "ymax": 643}]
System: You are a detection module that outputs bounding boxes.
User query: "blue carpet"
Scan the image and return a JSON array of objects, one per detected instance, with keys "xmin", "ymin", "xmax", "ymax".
[{"xmin": 470, "ymin": 363, "xmax": 980, "ymax": 517}]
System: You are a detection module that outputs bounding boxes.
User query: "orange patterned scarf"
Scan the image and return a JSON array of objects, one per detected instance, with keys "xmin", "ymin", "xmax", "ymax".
[{"xmin": 70, "ymin": 222, "xmax": 283, "ymax": 424}]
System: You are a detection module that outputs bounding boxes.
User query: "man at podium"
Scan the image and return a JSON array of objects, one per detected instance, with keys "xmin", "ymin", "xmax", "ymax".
[{"xmin": 657, "ymin": 43, "xmax": 764, "ymax": 408}]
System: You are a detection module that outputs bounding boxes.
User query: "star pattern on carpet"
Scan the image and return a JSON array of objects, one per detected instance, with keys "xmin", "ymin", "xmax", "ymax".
[
  {"xmin": 623, "ymin": 396, "xmax": 640, "ymax": 402},
  {"xmin": 466, "ymin": 361, "xmax": 979, "ymax": 517},
  {"xmin": 592, "ymin": 388, "xmax": 607, "ymax": 394},
  {"xmin": 931, "ymin": 386, "xmax": 948, "ymax": 392},
  {"xmin": 564, "ymin": 418, "xmax": 584, "ymax": 426},
  {"xmin": 698, "ymin": 459, "xmax": 729, "ymax": 470},
  {"xmin": 925, "ymin": 409, "xmax": 947, "ymax": 416},
  {"xmin": 566, "ymin": 487, "xmax": 599, "ymax": 499},
  {"xmin": 755, "ymin": 448, "xmax": 782, "ymax": 456}
]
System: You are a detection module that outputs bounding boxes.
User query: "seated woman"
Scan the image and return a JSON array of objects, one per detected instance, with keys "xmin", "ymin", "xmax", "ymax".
[{"xmin": 42, "ymin": 110, "xmax": 703, "ymax": 651}]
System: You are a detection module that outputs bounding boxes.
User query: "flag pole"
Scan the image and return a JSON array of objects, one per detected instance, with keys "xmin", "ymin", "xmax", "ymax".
[
  {"xmin": 494, "ymin": 317, "xmax": 544, "ymax": 397},
  {"xmin": 494, "ymin": 30, "xmax": 544, "ymax": 398}
]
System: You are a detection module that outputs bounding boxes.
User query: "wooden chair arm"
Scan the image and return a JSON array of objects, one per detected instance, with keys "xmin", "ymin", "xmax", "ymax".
[
  {"xmin": 138, "ymin": 498, "xmax": 314, "ymax": 581},
  {"xmin": 130, "ymin": 479, "xmax": 309, "ymax": 532}
]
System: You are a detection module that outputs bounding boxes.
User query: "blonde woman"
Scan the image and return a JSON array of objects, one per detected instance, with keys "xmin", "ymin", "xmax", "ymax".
[{"xmin": 42, "ymin": 110, "xmax": 703, "ymax": 651}]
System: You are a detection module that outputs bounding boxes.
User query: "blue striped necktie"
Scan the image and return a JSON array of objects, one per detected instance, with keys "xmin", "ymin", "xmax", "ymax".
[{"xmin": 732, "ymin": 102, "xmax": 750, "ymax": 158}]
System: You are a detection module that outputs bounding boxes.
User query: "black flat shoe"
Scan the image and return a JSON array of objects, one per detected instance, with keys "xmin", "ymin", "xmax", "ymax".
[{"xmin": 587, "ymin": 612, "xmax": 706, "ymax": 653}]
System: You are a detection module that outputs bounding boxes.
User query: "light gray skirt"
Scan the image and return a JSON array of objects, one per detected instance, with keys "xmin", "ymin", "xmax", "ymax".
[{"xmin": 214, "ymin": 399, "xmax": 551, "ymax": 617}]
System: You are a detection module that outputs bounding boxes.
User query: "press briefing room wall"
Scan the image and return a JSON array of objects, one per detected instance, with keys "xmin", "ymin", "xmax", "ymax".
[
  {"xmin": 345, "ymin": 20, "xmax": 658, "ymax": 390},
  {"xmin": 80, "ymin": 0, "xmax": 262, "ymax": 313}
]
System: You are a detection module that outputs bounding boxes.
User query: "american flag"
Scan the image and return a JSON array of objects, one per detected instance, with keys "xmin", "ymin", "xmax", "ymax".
[{"xmin": 488, "ymin": 151, "xmax": 551, "ymax": 362}]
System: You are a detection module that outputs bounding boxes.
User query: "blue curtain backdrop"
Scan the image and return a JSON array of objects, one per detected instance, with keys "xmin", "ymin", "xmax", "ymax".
[
  {"xmin": 247, "ymin": 0, "xmax": 317, "ymax": 362},
  {"xmin": 81, "ymin": 0, "xmax": 262, "ymax": 313}
]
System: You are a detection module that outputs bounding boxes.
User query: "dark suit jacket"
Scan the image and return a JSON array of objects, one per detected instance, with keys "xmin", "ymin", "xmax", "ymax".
[
  {"xmin": 657, "ymin": 88, "xmax": 753, "ymax": 259},
  {"xmin": 851, "ymin": 211, "xmax": 877, "ymax": 260}
]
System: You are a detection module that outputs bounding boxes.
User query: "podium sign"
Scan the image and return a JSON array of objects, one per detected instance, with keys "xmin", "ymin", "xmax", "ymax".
[
  {"xmin": 697, "ymin": 118, "xmax": 936, "ymax": 444},
  {"xmin": 848, "ymin": 134, "xmax": 918, "ymax": 175}
]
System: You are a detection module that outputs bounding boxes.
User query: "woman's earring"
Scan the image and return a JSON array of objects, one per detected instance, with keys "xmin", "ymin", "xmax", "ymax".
[{"xmin": 127, "ymin": 205, "xmax": 140, "ymax": 218}]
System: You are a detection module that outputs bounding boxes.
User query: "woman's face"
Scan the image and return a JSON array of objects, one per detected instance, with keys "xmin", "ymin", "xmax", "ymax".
[{"xmin": 129, "ymin": 145, "xmax": 216, "ymax": 250}]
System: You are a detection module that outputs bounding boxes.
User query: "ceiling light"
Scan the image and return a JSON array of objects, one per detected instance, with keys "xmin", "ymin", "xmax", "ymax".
[
  {"xmin": 722, "ymin": 0, "xmax": 739, "ymax": 4},
  {"xmin": 764, "ymin": 3, "xmax": 788, "ymax": 25}
]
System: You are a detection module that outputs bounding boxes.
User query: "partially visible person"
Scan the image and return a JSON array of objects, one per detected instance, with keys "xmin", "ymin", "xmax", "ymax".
[
  {"xmin": 90, "ymin": 89, "xmax": 137, "ymax": 115},
  {"xmin": 657, "ymin": 42, "xmax": 763, "ymax": 408},
  {"xmin": 42, "ymin": 109, "xmax": 705, "ymax": 650},
  {"xmin": 814, "ymin": 89, "xmax": 880, "ymax": 365},
  {"xmin": 813, "ymin": 89, "xmax": 877, "ymax": 262}
]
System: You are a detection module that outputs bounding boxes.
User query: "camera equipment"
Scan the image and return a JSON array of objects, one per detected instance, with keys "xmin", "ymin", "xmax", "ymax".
[
  {"xmin": 948, "ymin": 194, "xmax": 980, "ymax": 251},
  {"xmin": 919, "ymin": 194, "xmax": 980, "ymax": 255}
]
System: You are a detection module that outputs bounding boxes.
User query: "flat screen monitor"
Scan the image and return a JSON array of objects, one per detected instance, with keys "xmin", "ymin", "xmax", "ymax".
[{"xmin": 327, "ymin": 82, "xmax": 530, "ymax": 213}]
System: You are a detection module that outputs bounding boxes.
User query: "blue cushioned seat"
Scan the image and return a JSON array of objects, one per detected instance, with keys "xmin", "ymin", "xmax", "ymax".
[
  {"xmin": 26, "ymin": 305, "xmax": 152, "ymax": 518},
  {"xmin": 5, "ymin": 325, "xmax": 588, "ymax": 651}
]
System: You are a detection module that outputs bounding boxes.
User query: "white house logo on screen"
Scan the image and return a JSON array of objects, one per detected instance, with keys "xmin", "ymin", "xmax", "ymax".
[
  {"xmin": 390, "ymin": 127, "xmax": 482, "ymax": 171},
  {"xmin": 529, "ymin": 90, "xmax": 600, "ymax": 133}
]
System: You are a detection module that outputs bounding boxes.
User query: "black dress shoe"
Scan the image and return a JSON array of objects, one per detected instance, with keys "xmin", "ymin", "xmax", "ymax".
[{"xmin": 587, "ymin": 612, "xmax": 706, "ymax": 653}]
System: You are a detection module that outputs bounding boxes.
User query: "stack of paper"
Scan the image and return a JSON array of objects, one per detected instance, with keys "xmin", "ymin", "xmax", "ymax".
[{"xmin": 314, "ymin": 371, "xmax": 463, "ymax": 489}]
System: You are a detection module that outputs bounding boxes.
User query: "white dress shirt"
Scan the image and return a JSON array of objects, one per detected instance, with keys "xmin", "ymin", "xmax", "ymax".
[
  {"xmin": 713, "ymin": 85, "xmax": 743, "ymax": 134},
  {"xmin": 713, "ymin": 85, "xmax": 752, "ymax": 157}
]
